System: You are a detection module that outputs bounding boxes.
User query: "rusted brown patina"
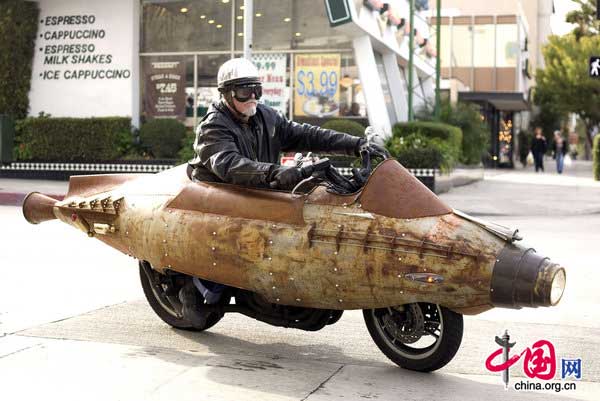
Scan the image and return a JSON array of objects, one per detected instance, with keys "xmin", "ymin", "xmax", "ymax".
[
  {"xmin": 23, "ymin": 160, "xmax": 565, "ymax": 315},
  {"xmin": 359, "ymin": 160, "xmax": 452, "ymax": 219}
]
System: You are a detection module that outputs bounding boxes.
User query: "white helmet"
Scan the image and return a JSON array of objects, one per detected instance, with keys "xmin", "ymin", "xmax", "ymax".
[{"xmin": 217, "ymin": 58, "xmax": 261, "ymax": 90}]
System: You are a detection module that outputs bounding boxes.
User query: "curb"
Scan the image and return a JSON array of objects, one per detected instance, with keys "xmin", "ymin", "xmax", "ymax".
[{"xmin": 0, "ymin": 192, "xmax": 65, "ymax": 207}]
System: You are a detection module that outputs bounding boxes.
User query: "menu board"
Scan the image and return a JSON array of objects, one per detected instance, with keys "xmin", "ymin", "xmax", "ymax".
[
  {"xmin": 294, "ymin": 54, "xmax": 340, "ymax": 117},
  {"xmin": 143, "ymin": 59, "xmax": 186, "ymax": 120},
  {"xmin": 252, "ymin": 53, "xmax": 287, "ymax": 115}
]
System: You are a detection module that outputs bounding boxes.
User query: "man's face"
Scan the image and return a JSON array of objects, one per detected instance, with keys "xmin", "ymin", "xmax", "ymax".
[{"xmin": 230, "ymin": 84, "xmax": 262, "ymax": 117}]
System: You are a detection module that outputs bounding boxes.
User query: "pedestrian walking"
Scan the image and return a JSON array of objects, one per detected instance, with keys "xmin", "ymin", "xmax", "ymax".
[
  {"xmin": 530, "ymin": 127, "xmax": 547, "ymax": 173},
  {"xmin": 551, "ymin": 130, "xmax": 568, "ymax": 174}
]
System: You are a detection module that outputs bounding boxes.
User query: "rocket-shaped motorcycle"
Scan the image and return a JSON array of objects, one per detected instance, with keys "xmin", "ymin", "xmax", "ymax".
[{"xmin": 22, "ymin": 158, "xmax": 566, "ymax": 372}]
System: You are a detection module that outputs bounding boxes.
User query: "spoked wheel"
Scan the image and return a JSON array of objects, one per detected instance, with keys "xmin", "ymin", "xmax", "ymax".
[
  {"xmin": 139, "ymin": 260, "xmax": 229, "ymax": 331},
  {"xmin": 363, "ymin": 303, "xmax": 463, "ymax": 372}
]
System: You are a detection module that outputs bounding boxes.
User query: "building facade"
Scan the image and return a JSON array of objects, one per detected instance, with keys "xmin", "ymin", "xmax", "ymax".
[
  {"xmin": 29, "ymin": 0, "xmax": 438, "ymax": 138},
  {"xmin": 433, "ymin": 0, "xmax": 554, "ymax": 167}
]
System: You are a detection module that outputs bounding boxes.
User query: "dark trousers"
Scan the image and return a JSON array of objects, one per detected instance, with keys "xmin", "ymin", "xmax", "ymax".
[{"xmin": 533, "ymin": 152, "xmax": 544, "ymax": 172}]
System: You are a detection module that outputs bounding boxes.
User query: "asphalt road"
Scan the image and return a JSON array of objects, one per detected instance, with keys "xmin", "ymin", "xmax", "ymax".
[{"xmin": 1, "ymin": 167, "xmax": 599, "ymax": 401}]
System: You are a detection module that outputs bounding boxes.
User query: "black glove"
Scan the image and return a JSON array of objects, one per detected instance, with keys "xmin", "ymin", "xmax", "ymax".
[
  {"xmin": 270, "ymin": 166, "xmax": 307, "ymax": 190},
  {"xmin": 356, "ymin": 138, "xmax": 391, "ymax": 159}
]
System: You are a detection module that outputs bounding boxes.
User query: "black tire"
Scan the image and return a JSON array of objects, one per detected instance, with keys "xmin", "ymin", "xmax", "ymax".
[
  {"xmin": 139, "ymin": 261, "xmax": 227, "ymax": 331},
  {"xmin": 363, "ymin": 303, "xmax": 463, "ymax": 372}
]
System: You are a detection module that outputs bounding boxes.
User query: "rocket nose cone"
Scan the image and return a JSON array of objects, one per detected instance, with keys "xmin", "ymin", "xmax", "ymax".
[
  {"xmin": 22, "ymin": 192, "xmax": 59, "ymax": 224},
  {"xmin": 490, "ymin": 243, "xmax": 567, "ymax": 309}
]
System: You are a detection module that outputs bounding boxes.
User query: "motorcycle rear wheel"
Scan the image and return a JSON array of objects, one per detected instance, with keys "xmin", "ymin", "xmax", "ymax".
[
  {"xmin": 139, "ymin": 261, "xmax": 227, "ymax": 331},
  {"xmin": 363, "ymin": 303, "xmax": 463, "ymax": 372}
]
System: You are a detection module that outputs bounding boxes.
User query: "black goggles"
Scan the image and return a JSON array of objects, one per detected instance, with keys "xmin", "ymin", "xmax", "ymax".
[{"xmin": 231, "ymin": 84, "xmax": 262, "ymax": 102}]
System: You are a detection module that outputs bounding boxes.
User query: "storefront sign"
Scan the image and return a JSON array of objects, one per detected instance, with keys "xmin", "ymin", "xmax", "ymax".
[
  {"xmin": 294, "ymin": 54, "xmax": 341, "ymax": 117},
  {"xmin": 143, "ymin": 60, "xmax": 186, "ymax": 120},
  {"xmin": 29, "ymin": 0, "xmax": 138, "ymax": 121},
  {"xmin": 252, "ymin": 53, "xmax": 287, "ymax": 115}
]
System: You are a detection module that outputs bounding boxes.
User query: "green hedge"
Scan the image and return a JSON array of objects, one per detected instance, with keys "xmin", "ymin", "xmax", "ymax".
[
  {"xmin": 594, "ymin": 134, "xmax": 600, "ymax": 181},
  {"xmin": 0, "ymin": 1, "xmax": 39, "ymax": 119},
  {"xmin": 139, "ymin": 118, "xmax": 186, "ymax": 158},
  {"xmin": 390, "ymin": 121, "xmax": 463, "ymax": 171},
  {"xmin": 15, "ymin": 116, "xmax": 132, "ymax": 161},
  {"xmin": 322, "ymin": 119, "xmax": 365, "ymax": 137}
]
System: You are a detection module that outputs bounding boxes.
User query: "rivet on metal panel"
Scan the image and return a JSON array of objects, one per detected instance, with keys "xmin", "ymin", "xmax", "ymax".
[
  {"xmin": 343, "ymin": 203, "xmax": 347, "ymax": 208},
  {"xmin": 398, "ymin": 257, "xmax": 402, "ymax": 261},
  {"xmin": 272, "ymin": 224, "xmax": 277, "ymax": 228},
  {"xmin": 496, "ymin": 259, "xmax": 500, "ymax": 263},
  {"xmin": 357, "ymin": 204, "xmax": 362, "ymax": 208},
  {"xmin": 402, "ymin": 233, "xmax": 406, "ymax": 237},
  {"xmin": 212, "ymin": 247, "xmax": 216, "ymax": 251},
  {"xmin": 397, "ymin": 274, "xmax": 402, "ymax": 278},
  {"xmin": 272, "ymin": 286, "xmax": 276, "ymax": 290},
  {"xmin": 164, "ymin": 224, "xmax": 168, "ymax": 228},
  {"xmin": 268, "ymin": 257, "xmax": 272, "ymax": 261},
  {"xmin": 334, "ymin": 251, "xmax": 338, "ymax": 255},
  {"xmin": 212, "ymin": 232, "xmax": 217, "ymax": 236},
  {"xmin": 338, "ymin": 299, "xmax": 343, "ymax": 303},
  {"xmin": 490, "ymin": 288, "xmax": 494, "ymax": 292},
  {"xmin": 212, "ymin": 262, "xmax": 217, "ymax": 266},
  {"xmin": 269, "ymin": 272, "xmax": 273, "ymax": 276},
  {"xmin": 424, "ymin": 268, "xmax": 427, "ymax": 272},
  {"xmin": 165, "ymin": 253, "xmax": 168, "ymax": 257},
  {"xmin": 338, "ymin": 224, "xmax": 342, "ymax": 228},
  {"xmin": 289, "ymin": 277, "xmax": 294, "ymax": 281},
  {"xmin": 126, "ymin": 231, "xmax": 129, "ymax": 235},
  {"xmin": 400, "ymin": 291, "xmax": 404, "ymax": 294},
  {"xmin": 295, "ymin": 298, "xmax": 301, "ymax": 302},
  {"xmin": 163, "ymin": 239, "xmax": 167, "ymax": 243},
  {"xmin": 168, "ymin": 264, "xmax": 171, "ymax": 268},
  {"xmin": 276, "ymin": 298, "xmax": 280, "ymax": 302},
  {"xmin": 334, "ymin": 268, "xmax": 338, "ymax": 272},
  {"xmin": 168, "ymin": 210, "xmax": 172, "ymax": 214},
  {"xmin": 269, "ymin": 240, "xmax": 273, "ymax": 244}
]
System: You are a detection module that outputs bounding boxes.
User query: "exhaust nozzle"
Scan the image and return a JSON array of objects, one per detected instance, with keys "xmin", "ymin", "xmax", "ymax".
[{"xmin": 22, "ymin": 192, "xmax": 59, "ymax": 224}]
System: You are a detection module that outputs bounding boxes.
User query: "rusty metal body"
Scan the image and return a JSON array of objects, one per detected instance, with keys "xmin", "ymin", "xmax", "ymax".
[{"xmin": 23, "ymin": 160, "xmax": 565, "ymax": 315}]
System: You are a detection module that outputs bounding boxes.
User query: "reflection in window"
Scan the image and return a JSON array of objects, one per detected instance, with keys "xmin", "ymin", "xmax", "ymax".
[
  {"xmin": 473, "ymin": 24, "xmax": 495, "ymax": 67},
  {"xmin": 496, "ymin": 25, "xmax": 518, "ymax": 67},
  {"xmin": 142, "ymin": 0, "xmax": 231, "ymax": 52},
  {"xmin": 195, "ymin": 54, "xmax": 231, "ymax": 118},
  {"xmin": 238, "ymin": 0, "xmax": 353, "ymax": 51},
  {"xmin": 338, "ymin": 53, "xmax": 366, "ymax": 118}
]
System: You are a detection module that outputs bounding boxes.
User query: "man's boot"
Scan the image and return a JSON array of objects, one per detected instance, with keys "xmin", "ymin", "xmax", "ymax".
[{"xmin": 178, "ymin": 280, "xmax": 208, "ymax": 328}]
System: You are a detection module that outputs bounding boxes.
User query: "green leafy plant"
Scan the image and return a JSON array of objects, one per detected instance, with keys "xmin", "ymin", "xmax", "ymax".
[
  {"xmin": 386, "ymin": 133, "xmax": 451, "ymax": 172},
  {"xmin": 139, "ymin": 118, "xmax": 187, "ymax": 159},
  {"xmin": 15, "ymin": 117, "xmax": 132, "ymax": 161},
  {"xmin": 321, "ymin": 119, "xmax": 366, "ymax": 137},
  {"xmin": 0, "ymin": 1, "xmax": 39, "ymax": 119},
  {"xmin": 178, "ymin": 129, "xmax": 196, "ymax": 163},
  {"xmin": 594, "ymin": 134, "xmax": 600, "ymax": 181}
]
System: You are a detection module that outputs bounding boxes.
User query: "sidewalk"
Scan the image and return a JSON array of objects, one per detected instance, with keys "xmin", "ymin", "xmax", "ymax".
[{"xmin": 0, "ymin": 179, "xmax": 68, "ymax": 206}]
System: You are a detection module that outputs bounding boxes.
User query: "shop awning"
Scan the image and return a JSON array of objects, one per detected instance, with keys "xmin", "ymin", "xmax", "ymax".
[{"xmin": 458, "ymin": 91, "xmax": 529, "ymax": 111}]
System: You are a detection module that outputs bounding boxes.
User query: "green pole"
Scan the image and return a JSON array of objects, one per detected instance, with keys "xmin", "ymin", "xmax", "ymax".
[
  {"xmin": 435, "ymin": 0, "xmax": 442, "ymax": 120},
  {"xmin": 408, "ymin": 0, "xmax": 415, "ymax": 121}
]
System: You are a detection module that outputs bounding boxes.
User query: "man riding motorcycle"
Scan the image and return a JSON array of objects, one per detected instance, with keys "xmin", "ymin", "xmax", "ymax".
[{"xmin": 189, "ymin": 57, "xmax": 389, "ymax": 190}]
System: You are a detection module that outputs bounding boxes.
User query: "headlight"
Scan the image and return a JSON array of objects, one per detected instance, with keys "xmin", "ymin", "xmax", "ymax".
[{"xmin": 550, "ymin": 268, "xmax": 566, "ymax": 305}]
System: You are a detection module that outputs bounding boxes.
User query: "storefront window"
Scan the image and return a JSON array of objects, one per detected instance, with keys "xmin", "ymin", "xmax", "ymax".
[
  {"xmin": 239, "ymin": 0, "xmax": 352, "ymax": 51},
  {"xmin": 142, "ymin": 0, "xmax": 232, "ymax": 52},
  {"xmin": 338, "ymin": 53, "xmax": 366, "ymax": 118},
  {"xmin": 496, "ymin": 24, "xmax": 518, "ymax": 67},
  {"xmin": 473, "ymin": 24, "xmax": 495, "ymax": 67},
  {"xmin": 195, "ymin": 54, "xmax": 231, "ymax": 118}
]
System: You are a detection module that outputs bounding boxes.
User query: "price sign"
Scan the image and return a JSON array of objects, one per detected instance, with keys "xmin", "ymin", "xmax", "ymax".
[
  {"xmin": 252, "ymin": 53, "xmax": 287, "ymax": 114},
  {"xmin": 143, "ymin": 59, "xmax": 186, "ymax": 120},
  {"xmin": 294, "ymin": 54, "xmax": 340, "ymax": 117}
]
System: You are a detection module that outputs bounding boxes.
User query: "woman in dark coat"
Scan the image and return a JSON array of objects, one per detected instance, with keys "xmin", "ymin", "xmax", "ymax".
[{"xmin": 531, "ymin": 127, "xmax": 547, "ymax": 173}]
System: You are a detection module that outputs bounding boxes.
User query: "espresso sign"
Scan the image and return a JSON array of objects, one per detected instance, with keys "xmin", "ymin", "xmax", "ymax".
[{"xmin": 144, "ymin": 60, "xmax": 186, "ymax": 120}]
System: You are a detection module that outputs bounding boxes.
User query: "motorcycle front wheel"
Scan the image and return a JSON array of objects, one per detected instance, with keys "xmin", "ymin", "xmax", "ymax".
[
  {"xmin": 139, "ymin": 260, "xmax": 228, "ymax": 331},
  {"xmin": 363, "ymin": 303, "xmax": 463, "ymax": 372}
]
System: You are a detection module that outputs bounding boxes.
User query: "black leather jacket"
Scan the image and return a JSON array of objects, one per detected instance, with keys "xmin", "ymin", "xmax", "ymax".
[{"xmin": 189, "ymin": 101, "xmax": 361, "ymax": 187}]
